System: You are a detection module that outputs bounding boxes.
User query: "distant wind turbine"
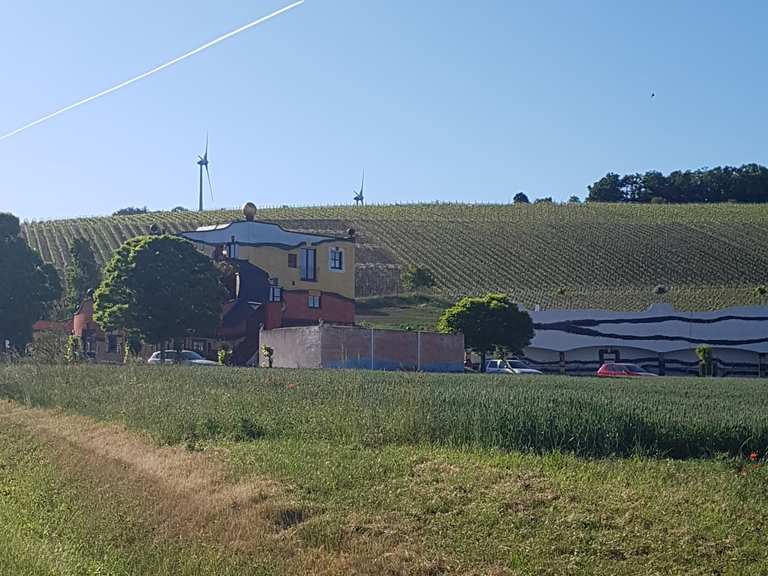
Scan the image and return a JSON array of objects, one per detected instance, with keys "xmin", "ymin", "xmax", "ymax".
[
  {"xmin": 354, "ymin": 171, "xmax": 365, "ymax": 206},
  {"xmin": 197, "ymin": 135, "xmax": 214, "ymax": 212},
  {"xmin": 0, "ymin": 0, "xmax": 304, "ymax": 142}
]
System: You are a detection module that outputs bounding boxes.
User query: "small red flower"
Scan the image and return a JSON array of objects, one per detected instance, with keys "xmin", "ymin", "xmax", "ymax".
[
  {"xmin": 749, "ymin": 452, "xmax": 759, "ymax": 462},
  {"xmin": 287, "ymin": 383, "xmax": 296, "ymax": 390}
]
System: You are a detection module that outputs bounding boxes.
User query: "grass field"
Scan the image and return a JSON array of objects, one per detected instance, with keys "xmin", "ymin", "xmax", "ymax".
[
  {"xmin": 20, "ymin": 202, "xmax": 768, "ymax": 311},
  {"xmin": 356, "ymin": 293, "xmax": 452, "ymax": 330},
  {"xmin": 1, "ymin": 365, "xmax": 767, "ymax": 575},
  {"xmin": 2, "ymin": 365, "xmax": 767, "ymax": 458}
]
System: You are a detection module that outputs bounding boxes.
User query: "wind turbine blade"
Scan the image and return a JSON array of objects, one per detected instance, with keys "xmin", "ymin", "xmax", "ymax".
[
  {"xmin": 0, "ymin": 0, "xmax": 305, "ymax": 142},
  {"xmin": 206, "ymin": 164, "xmax": 214, "ymax": 202},
  {"xmin": 361, "ymin": 170, "xmax": 365, "ymax": 194},
  {"xmin": 204, "ymin": 133, "xmax": 209, "ymax": 159}
]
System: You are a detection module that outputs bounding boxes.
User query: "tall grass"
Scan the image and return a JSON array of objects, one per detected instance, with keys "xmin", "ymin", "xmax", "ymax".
[{"xmin": 1, "ymin": 365, "xmax": 766, "ymax": 458}]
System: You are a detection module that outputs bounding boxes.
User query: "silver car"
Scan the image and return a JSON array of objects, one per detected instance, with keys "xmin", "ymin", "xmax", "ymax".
[
  {"xmin": 485, "ymin": 359, "xmax": 543, "ymax": 375},
  {"xmin": 147, "ymin": 350, "xmax": 219, "ymax": 366}
]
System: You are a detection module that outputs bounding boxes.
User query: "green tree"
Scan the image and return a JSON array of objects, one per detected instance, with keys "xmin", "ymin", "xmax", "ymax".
[
  {"xmin": 112, "ymin": 206, "xmax": 148, "ymax": 216},
  {"xmin": 568, "ymin": 195, "xmax": 581, "ymax": 203},
  {"xmin": 93, "ymin": 236, "xmax": 227, "ymax": 355},
  {"xmin": 641, "ymin": 170, "xmax": 669, "ymax": 202},
  {"xmin": 0, "ymin": 213, "xmax": 62, "ymax": 353},
  {"xmin": 513, "ymin": 192, "xmax": 530, "ymax": 204},
  {"xmin": 696, "ymin": 345, "xmax": 714, "ymax": 377},
  {"xmin": 437, "ymin": 293, "xmax": 534, "ymax": 371},
  {"xmin": 402, "ymin": 265, "xmax": 436, "ymax": 291},
  {"xmin": 64, "ymin": 238, "xmax": 101, "ymax": 312},
  {"xmin": 218, "ymin": 344, "xmax": 233, "ymax": 366},
  {"xmin": 586, "ymin": 164, "xmax": 768, "ymax": 204},
  {"xmin": 587, "ymin": 173, "xmax": 624, "ymax": 202},
  {"xmin": 123, "ymin": 332, "xmax": 143, "ymax": 363},
  {"xmin": 65, "ymin": 334, "xmax": 84, "ymax": 364}
]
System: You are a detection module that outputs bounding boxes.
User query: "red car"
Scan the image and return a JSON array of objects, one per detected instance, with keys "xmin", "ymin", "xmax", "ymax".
[{"xmin": 597, "ymin": 362, "xmax": 657, "ymax": 378}]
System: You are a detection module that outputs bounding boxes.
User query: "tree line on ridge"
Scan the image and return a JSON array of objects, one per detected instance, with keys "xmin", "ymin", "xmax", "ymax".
[{"xmin": 586, "ymin": 164, "xmax": 768, "ymax": 204}]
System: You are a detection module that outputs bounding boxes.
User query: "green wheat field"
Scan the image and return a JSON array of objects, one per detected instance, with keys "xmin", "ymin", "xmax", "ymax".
[{"xmin": 1, "ymin": 365, "xmax": 767, "ymax": 575}]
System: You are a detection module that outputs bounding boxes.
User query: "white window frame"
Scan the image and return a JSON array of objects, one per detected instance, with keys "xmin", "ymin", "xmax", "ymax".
[
  {"xmin": 269, "ymin": 278, "xmax": 282, "ymax": 302},
  {"xmin": 328, "ymin": 247, "xmax": 344, "ymax": 272},
  {"xmin": 308, "ymin": 294, "xmax": 321, "ymax": 309}
]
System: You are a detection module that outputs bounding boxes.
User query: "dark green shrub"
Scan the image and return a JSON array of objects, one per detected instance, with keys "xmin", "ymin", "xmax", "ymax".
[
  {"xmin": 696, "ymin": 345, "xmax": 714, "ymax": 377},
  {"xmin": 402, "ymin": 265, "xmax": 436, "ymax": 291},
  {"xmin": 218, "ymin": 345, "xmax": 233, "ymax": 366}
]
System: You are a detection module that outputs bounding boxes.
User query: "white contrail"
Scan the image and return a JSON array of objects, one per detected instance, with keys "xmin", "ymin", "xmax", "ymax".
[{"xmin": 0, "ymin": 0, "xmax": 304, "ymax": 142}]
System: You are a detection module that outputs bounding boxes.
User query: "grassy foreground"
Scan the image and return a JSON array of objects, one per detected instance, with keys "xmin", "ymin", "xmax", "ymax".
[{"xmin": 1, "ymin": 366, "xmax": 767, "ymax": 575}]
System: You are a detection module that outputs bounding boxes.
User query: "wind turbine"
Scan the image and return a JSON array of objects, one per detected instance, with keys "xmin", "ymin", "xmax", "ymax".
[
  {"xmin": 197, "ymin": 135, "xmax": 214, "ymax": 212},
  {"xmin": 353, "ymin": 170, "xmax": 365, "ymax": 206}
]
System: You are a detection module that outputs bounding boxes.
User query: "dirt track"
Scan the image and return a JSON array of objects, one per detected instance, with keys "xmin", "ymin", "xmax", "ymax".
[{"xmin": 0, "ymin": 401, "xmax": 439, "ymax": 576}]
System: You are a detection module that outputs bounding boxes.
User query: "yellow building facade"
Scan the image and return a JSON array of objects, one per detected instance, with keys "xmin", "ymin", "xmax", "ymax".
[{"xmin": 180, "ymin": 213, "xmax": 356, "ymax": 333}]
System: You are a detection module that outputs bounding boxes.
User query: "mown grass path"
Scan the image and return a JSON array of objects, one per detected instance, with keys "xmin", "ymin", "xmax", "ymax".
[{"xmin": 1, "ymin": 398, "xmax": 767, "ymax": 575}]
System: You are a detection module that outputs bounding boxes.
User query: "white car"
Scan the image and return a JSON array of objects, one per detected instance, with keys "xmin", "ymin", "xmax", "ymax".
[
  {"xmin": 147, "ymin": 350, "xmax": 220, "ymax": 366},
  {"xmin": 485, "ymin": 359, "xmax": 543, "ymax": 375}
]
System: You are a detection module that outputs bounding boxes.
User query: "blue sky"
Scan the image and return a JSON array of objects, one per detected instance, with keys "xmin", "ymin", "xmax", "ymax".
[{"xmin": 1, "ymin": 0, "xmax": 766, "ymax": 221}]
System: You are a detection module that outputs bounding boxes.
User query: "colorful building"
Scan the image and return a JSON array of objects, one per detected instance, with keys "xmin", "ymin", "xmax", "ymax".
[
  {"xmin": 45, "ymin": 206, "xmax": 462, "ymax": 372},
  {"xmin": 177, "ymin": 204, "xmax": 356, "ymax": 363},
  {"xmin": 70, "ymin": 295, "xmax": 227, "ymax": 363},
  {"xmin": 72, "ymin": 297, "xmax": 124, "ymax": 362},
  {"xmin": 523, "ymin": 304, "xmax": 768, "ymax": 377}
]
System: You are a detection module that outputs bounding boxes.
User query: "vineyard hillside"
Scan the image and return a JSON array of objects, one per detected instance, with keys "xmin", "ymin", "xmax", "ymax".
[{"xmin": 20, "ymin": 203, "xmax": 768, "ymax": 311}]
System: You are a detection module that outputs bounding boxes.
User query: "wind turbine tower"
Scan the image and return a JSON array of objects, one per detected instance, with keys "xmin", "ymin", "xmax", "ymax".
[
  {"xmin": 354, "ymin": 170, "xmax": 365, "ymax": 206},
  {"xmin": 197, "ymin": 136, "xmax": 213, "ymax": 212}
]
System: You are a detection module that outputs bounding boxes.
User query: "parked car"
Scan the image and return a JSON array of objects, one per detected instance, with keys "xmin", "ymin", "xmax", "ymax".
[
  {"xmin": 485, "ymin": 359, "xmax": 543, "ymax": 375},
  {"xmin": 147, "ymin": 350, "xmax": 220, "ymax": 366},
  {"xmin": 597, "ymin": 362, "xmax": 657, "ymax": 378}
]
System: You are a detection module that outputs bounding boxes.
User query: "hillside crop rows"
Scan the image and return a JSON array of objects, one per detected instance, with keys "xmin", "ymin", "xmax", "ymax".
[{"xmin": 20, "ymin": 202, "xmax": 768, "ymax": 310}]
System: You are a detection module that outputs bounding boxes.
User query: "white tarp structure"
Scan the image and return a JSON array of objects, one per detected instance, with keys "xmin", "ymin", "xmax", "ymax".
[{"xmin": 523, "ymin": 304, "xmax": 768, "ymax": 377}]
